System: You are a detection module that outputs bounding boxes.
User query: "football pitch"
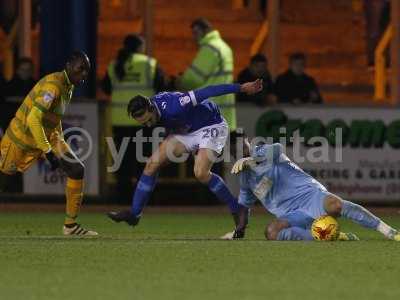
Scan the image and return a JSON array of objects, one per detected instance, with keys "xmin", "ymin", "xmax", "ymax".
[{"xmin": 1, "ymin": 209, "xmax": 400, "ymax": 300}]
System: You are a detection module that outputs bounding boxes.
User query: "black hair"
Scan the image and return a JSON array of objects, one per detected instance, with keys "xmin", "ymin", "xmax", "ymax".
[
  {"xmin": 127, "ymin": 95, "xmax": 153, "ymax": 118},
  {"xmin": 289, "ymin": 52, "xmax": 306, "ymax": 62},
  {"xmin": 17, "ymin": 57, "xmax": 34, "ymax": 68},
  {"xmin": 229, "ymin": 130, "xmax": 248, "ymax": 158},
  {"xmin": 250, "ymin": 54, "xmax": 267, "ymax": 64},
  {"xmin": 191, "ymin": 18, "xmax": 212, "ymax": 32},
  {"xmin": 115, "ymin": 34, "xmax": 144, "ymax": 80},
  {"xmin": 229, "ymin": 130, "xmax": 247, "ymax": 146},
  {"xmin": 66, "ymin": 51, "xmax": 90, "ymax": 66}
]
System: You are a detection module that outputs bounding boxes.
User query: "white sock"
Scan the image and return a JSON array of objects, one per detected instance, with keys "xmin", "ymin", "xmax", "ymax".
[{"xmin": 377, "ymin": 221, "xmax": 397, "ymax": 239}]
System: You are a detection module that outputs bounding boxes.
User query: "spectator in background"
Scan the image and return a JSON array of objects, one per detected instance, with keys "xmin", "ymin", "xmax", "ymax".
[
  {"xmin": 0, "ymin": 70, "xmax": 5, "ymax": 103},
  {"xmin": 236, "ymin": 54, "xmax": 275, "ymax": 106},
  {"xmin": 364, "ymin": 0, "xmax": 390, "ymax": 67},
  {"xmin": 177, "ymin": 18, "xmax": 236, "ymax": 131},
  {"xmin": 101, "ymin": 34, "xmax": 165, "ymax": 201},
  {"xmin": 5, "ymin": 57, "xmax": 36, "ymax": 98},
  {"xmin": 0, "ymin": 69, "xmax": 6, "ymax": 137},
  {"xmin": 275, "ymin": 52, "xmax": 323, "ymax": 104}
]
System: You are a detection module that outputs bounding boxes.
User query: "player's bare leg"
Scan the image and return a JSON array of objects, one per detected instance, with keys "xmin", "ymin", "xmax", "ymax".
[
  {"xmin": 143, "ymin": 136, "xmax": 187, "ymax": 176},
  {"xmin": 108, "ymin": 136, "xmax": 187, "ymax": 226},
  {"xmin": 194, "ymin": 148, "xmax": 241, "ymax": 226},
  {"xmin": 193, "ymin": 148, "xmax": 216, "ymax": 184},
  {"xmin": 323, "ymin": 194, "xmax": 399, "ymax": 241}
]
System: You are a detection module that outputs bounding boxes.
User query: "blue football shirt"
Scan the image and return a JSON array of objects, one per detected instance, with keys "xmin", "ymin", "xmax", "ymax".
[{"xmin": 150, "ymin": 84, "xmax": 240, "ymax": 134}]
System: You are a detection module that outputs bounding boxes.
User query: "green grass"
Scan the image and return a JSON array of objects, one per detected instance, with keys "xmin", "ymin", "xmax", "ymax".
[{"xmin": 0, "ymin": 211, "xmax": 400, "ymax": 300}]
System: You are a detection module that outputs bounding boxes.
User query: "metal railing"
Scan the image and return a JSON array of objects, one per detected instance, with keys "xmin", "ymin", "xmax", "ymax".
[
  {"xmin": 232, "ymin": 0, "xmax": 270, "ymax": 56},
  {"xmin": 374, "ymin": 24, "xmax": 393, "ymax": 101},
  {"xmin": 250, "ymin": 20, "xmax": 269, "ymax": 56}
]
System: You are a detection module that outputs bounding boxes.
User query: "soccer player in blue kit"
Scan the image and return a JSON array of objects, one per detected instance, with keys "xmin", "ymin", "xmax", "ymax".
[
  {"xmin": 108, "ymin": 79, "xmax": 263, "ymax": 227},
  {"xmin": 224, "ymin": 131, "xmax": 400, "ymax": 241}
]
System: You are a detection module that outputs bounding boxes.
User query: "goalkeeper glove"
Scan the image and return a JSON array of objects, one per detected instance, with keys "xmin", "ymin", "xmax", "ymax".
[{"xmin": 231, "ymin": 157, "xmax": 256, "ymax": 174}]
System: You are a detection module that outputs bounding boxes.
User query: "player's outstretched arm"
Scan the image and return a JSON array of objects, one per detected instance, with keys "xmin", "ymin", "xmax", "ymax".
[
  {"xmin": 239, "ymin": 78, "xmax": 263, "ymax": 95},
  {"xmin": 192, "ymin": 79, "xmax": 263, "ymax": 104},
  {"xmin": 233, "ymin": 205, "xmax": 249, "ymax": 238},
  {"xmin": 221, "ymin": 184, "xmax": 256, "ymax": 240},
  {"xmin": 221, "ymin": 206, "xmax": 249, "ymax": 240}
]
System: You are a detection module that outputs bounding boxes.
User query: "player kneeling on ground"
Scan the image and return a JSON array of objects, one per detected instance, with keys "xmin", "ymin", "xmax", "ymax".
[
  {"xmin": 108, "ymin": 80, "xmax": 263, "ymax": 228},
  {"xmin": 223, "ymin": 131, "xmax": 400, "ymax": 241},
  {"xmin": 0, "ymin": 51, "xmax": 97, "ymax": 236}
]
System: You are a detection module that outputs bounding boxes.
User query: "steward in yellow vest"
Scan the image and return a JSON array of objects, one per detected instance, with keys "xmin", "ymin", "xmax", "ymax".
[
  {"xmin": 101, "ymin": 35, "xmax": 165, "ymax": 199},
  {"xmin": 178, "ymin": 18, "xmax": 236, "ymax": 130},
  {"xmin": 102, "ymin": 35, "xmax": 165, "ymax": 126}
]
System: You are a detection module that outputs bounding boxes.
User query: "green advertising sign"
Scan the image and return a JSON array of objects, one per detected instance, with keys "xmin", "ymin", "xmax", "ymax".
[{"xmin": 256, "ymin": 110, "xmax": 400, "ymax": 148}]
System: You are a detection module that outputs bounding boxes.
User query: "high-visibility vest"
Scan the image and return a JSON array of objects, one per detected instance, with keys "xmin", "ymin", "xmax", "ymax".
[
  {"xmin": 107, "ymin": 53, "xmax": 157, "ymax": 126},
  {"xmin": 180, "ymin": 30, "xmax": 236, "ymax": 130}
]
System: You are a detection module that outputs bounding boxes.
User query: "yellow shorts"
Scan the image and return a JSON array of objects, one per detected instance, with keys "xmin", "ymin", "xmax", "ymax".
[{"xmin": 0, "ymin": 131, "xmax": 70, "ymax": 175}]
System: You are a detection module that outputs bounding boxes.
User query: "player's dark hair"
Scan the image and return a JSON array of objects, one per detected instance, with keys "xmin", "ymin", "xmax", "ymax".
[
  {"xmin": 250, "ymin": 54, "xmax": 267, "ymax": 64},
  {"xmin": 229, "ymin": 130, "xmax": 248, "ymax": 159},
  {"xmin": 191, "ymin": 18, "xmax": 212, "ymax": 32},
  {"xmin": 115, "ymin": 34, "xmax": 144, "ymax": 80},
  {"xmin": 66, "ymin": 51, "xmax": 90, "ymax": 66},
  {"xmin": 289, "ymin": 52, "xmax": 306, "ymax": 62},
  {"xmin": 229, "ymin": 130, "xmax": 247, "ymax": 147},
  {"xmin": 127, "ymin": 95, "xmax": 153, "ymax": 118}
]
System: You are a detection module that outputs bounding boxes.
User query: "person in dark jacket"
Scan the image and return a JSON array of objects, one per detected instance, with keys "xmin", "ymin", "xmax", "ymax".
[
  {"xmin": 0, "ymin": 70, "xmax": 6, "ymax": 136},
  {"xmin": 6, "ymin": 57, "xmax": 36, "ymax": 98},
  {"xmin": 101, "ymin": 35, "xmax": 166, "ymax": 201},
  {"xmin": 0, "ymin": 71, "xmax": 6, "ymax": 103},
  {"xmin": 236, "ymin": 54, "xmax": 276, "ymax": 106},
  {"xmin": 275, "ymin": 52, "xmax": 323, "ymax": 104}
]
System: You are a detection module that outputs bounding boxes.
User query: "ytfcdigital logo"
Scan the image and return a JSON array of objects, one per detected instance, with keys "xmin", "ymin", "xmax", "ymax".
[
  {"xmin": 105, "ymin": 127, "xmax": 344, "ymax": 173},
  {"xmin": 58, "ymin": 127, "xmax": 93, "ymax": 163},
  {"xmin": 40, "ymin": 126, "xmax": 93, "ymax": 182},
  {"xmin": 55, "ymin": 126, "xmax": 344, "ymax": 172}
]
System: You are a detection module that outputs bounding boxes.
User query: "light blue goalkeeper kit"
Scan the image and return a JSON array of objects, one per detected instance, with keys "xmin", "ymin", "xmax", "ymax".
[
  {"xmin": 239, "ymin": 143, "xmax": 384, "ymax": 241},
  {"xmin": 238, "ymin": 143, "xmax": 329, "ymax": 219}
]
